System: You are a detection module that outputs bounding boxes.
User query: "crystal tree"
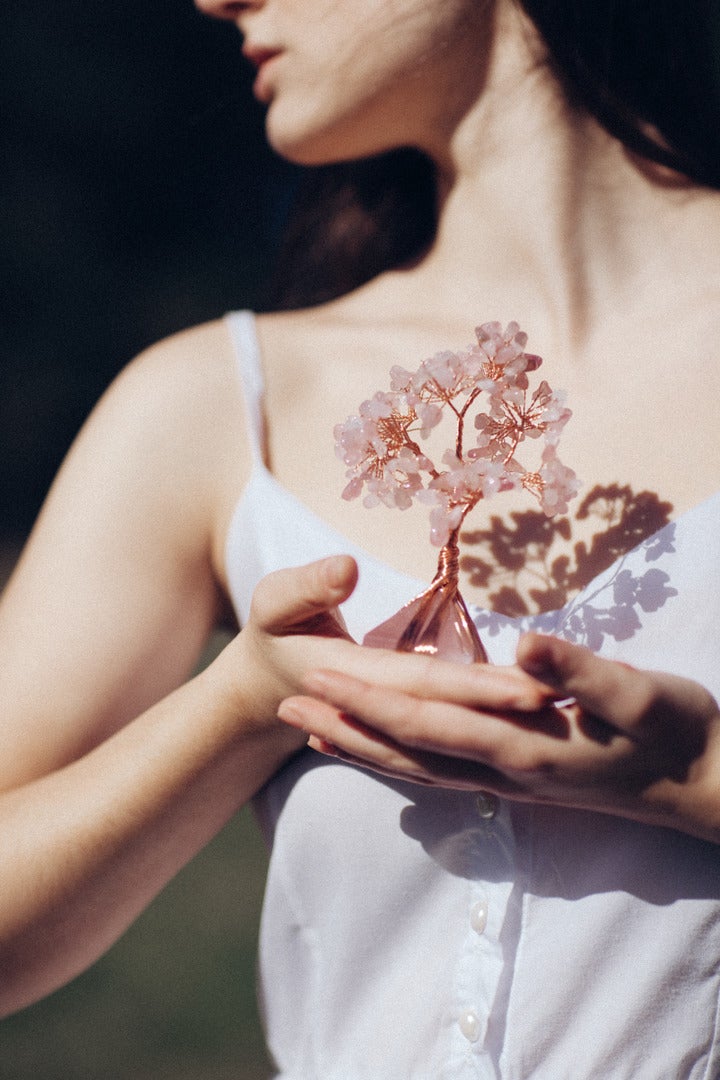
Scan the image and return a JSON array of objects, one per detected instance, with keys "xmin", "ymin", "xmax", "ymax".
[{"xmin": 334, "ymin": 321, "xmax": 579, "ymax": 663}]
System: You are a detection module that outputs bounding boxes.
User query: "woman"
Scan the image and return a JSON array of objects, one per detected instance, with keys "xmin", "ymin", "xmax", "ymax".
[{"xmin": 2, "ymin": 0, "xmax": 720, "ymax": 1075}]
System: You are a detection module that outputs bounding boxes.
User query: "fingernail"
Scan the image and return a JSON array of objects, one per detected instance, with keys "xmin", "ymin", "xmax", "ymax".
[
  {"xmin": 323, "ymin": 556, "xmax": 351, "ymax": 592},
  {"xmin": 308, "ymin": 736, "xmax": 340, "ymax": 756},
  {"xmin": 277, "ymin": 701, "xmax": 306, "ymax": 727}
]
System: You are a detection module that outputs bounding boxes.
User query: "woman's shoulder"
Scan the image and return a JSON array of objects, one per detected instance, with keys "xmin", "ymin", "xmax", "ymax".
[
  {"xmin": 84, "ymin": 317, "xmax": 255, "ymax": 592},
  {"xmin": 119, "ymin": 317, "xmax": 239, "ymax": 409},
  {"xmin": 104, "ymin": 316, "xmax": 254, "ymax": 452}
]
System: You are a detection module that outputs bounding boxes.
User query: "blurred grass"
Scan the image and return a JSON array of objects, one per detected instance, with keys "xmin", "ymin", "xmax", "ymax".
[
  {"xmin": 0, "ymin": 544, "xmax": 273, "ymax": 1080},
  {"xmin": 0, "ymin": 810, "xmax": 273, "ymax": 1080}
]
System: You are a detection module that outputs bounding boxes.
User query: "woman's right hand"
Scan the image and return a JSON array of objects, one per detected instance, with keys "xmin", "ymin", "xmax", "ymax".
[
  {"xmin": 221, "ymin": 554, "xmax": 361, "ymax": 733},
  {"xmin": 0, "ymin": 550, "xmax": 362, "ymax": 1018}
]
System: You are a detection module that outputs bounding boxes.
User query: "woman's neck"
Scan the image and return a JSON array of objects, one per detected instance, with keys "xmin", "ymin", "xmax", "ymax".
[{"xmin": 409, "ymin": 3, "xmax": 720, "ymax": 359}]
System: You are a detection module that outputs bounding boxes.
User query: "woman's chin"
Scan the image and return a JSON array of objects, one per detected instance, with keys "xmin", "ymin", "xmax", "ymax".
[
  {"xmin": 265, "ymin": 107, "xmax": 392, "ymax": 168},
  {"xmin": 266, "ymin": 129, "xmax": 345, "ymax": 168}
]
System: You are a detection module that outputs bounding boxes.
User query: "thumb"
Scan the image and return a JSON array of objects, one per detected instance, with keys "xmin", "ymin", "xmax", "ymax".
[{"xmin": 250, "ymin": 555, "xmax": 358, "ymax": 635}]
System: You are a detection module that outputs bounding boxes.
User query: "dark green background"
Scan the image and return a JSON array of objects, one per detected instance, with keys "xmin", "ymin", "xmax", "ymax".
[
  {"xmin": 0, "ymin": 1, "xmax": 287, "ymax": 1076},
  {"xmin": 0, "ymin": 804, "xmax": 273, "ymax": 1080}
]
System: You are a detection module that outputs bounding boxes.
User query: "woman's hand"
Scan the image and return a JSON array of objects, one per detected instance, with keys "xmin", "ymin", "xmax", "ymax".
[
  {"xmin": 224, "ymin": 555, "xmax": 361, "ymax": 730},
  {"xmin": 277, "ymin": 631, "xmax": 720, "ymax": 842}
]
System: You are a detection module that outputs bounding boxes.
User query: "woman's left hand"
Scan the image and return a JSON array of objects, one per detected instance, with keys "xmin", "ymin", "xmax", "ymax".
[{"xmin": 278, "ymin": 632, "xmax": 720, "ymax": 843}]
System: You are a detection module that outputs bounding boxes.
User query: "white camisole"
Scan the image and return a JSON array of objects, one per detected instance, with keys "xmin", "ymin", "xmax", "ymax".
[{"xmin": 224, "ymin": 311, "xmax": 720, "ymax": 1080}]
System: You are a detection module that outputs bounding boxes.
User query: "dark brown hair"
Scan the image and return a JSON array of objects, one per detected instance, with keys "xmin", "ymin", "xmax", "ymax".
[
  {"xmin": 263, "ymin": 148, "xmax": 437, "ymax": 310},
  {"xmin": 520, "ymin": 0, "xmax": 720, "ymax": 186},
  {"xmin": 264, "ymin": 0, "xmax": 720, "ymax": 310}
]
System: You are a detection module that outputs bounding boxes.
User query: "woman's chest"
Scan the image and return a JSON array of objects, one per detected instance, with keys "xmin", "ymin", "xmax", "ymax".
[{"xmin": 262, "ymin": 321, "xmax": 720, "ymax": 615}]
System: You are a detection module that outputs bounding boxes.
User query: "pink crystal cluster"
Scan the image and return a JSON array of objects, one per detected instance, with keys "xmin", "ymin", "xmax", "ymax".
[{"xmin": 335, "ymin": 321, "xmax": 579, "ymax": 547}]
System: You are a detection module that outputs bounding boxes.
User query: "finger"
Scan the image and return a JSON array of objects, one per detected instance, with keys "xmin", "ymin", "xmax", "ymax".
[
  {"xmin": 280, "ymin": 692, "xmax": 440, "ymax": 774},
  {"xmin": 306, "ymin": 735, "xmax": 439, "ymax": 786},
  {"xmin": 305, "ymin": 651, "xmax": 555, "ymax": 714},
  {"xmin": 306, "ymin": 735, "xmax": 498, "ymax": 789},
  {"xmin": 294, "ymin": 669, "xmax": 534, "ymax": 764},
  {"xmin": 280, "ymin": 694, "xmax": 509, "ymax": 790},
  {"xmin": 516, "ymin": 632, "xmax": 655, "ymax": 732},
  {"xmin": 250, "ymin": 555, "xmax": 358, "ymax": 633}
]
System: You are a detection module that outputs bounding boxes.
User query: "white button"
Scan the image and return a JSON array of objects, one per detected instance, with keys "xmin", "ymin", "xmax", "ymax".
[
  {"xmin": 458, "ymin": 1009, "xmax": 481, "ymax": 1043},
  {"xmin": 475, "ymin": 791, "xmax": 498, "ymax": 820},
  {"xmin": 470, "ymin": 898, "xmax": 489, "ymax": 935}
]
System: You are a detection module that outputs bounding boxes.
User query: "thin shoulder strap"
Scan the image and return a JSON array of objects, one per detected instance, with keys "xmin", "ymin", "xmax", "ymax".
[{"xmin": 224, "ymin": 310, "xmax": 266, "ymax": 466}]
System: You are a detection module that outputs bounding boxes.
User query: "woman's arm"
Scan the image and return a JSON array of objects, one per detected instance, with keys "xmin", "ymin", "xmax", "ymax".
[
  {"xmin": 0, "ymin": 326, "xmax": 358, "ymax": 1016},
  {"xmin": 277, "ymin": 634, "xmax": 720, "ymax": 844}
]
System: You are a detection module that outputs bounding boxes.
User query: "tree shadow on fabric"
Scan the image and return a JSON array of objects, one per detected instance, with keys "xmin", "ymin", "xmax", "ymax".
[{"xmin": 460, "ymin": 483, "xmax": 675, "ymax": 617}]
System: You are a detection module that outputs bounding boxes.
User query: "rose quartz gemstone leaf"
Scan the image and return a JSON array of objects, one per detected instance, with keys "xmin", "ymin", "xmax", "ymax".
[{"xmin": 334, "ymin": 319, "xmax": 578, "ymax": 550}]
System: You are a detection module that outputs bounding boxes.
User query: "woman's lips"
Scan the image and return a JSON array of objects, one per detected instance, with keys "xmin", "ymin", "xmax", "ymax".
[{"xmin": 242, "ymin": 45, "xmax": 283, "ymax": 103}]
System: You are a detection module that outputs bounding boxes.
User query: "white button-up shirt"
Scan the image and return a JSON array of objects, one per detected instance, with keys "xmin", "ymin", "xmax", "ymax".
[{"xmin": 226, "ymin": 311, "xmax": 720, "ymax": 1080}]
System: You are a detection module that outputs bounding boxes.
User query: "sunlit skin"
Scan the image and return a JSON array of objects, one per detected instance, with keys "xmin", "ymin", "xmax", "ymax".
[
  {"xmin": 200, "ymin": 0, "xmax": 720, "ymax": 835},
  {"xmin": 197, "ymin": 0, "xmax": 496, "ymax": 165},
  {"xmin": 0, "ymin": 0, "xmax": 720, "ymax": 1019}
]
